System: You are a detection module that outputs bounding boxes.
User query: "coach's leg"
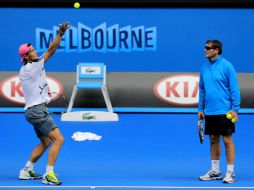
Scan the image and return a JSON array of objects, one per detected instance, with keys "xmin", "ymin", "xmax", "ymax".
[
  {"xmin": 222, "ymin": 135, "xmax": 236, "ymax": 183},
  {"xmin": 199, "ymin": 135, "xmax": 222, "ymax": 180},
  {"xmin": 210, "ymin": 135, "xmax": 221, "ymax": 160},
  {"xmin": 222, "ymin": 135, "xmax": 235, "ymax": 165},
  {"xmin": 210, "ymin": 135, "xmax": 221, "ymax": 174}
]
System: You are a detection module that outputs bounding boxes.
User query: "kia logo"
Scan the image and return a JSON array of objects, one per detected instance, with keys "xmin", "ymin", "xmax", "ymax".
[
  {"xmin": 0, "ymin": 75, "xmax": 63, "ymax": 104},
  {"xmin": 154, "ymin": 74, "xmax": 199, "ymax": 106}
]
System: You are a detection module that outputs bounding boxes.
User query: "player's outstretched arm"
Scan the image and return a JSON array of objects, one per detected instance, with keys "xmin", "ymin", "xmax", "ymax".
[{"xmin": 44, "ymin": 22, "xmax": 70, "ymax": 63}]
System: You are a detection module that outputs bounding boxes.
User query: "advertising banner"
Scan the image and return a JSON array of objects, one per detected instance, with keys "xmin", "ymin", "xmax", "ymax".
[{"xmin": 0, "ymin": 72, "xmax": 253, "ymax": 111}]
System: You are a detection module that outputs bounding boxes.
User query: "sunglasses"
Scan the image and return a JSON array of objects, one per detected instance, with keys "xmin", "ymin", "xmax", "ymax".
[{"xmin": 205, "ymin": 46, "xmax": 216, "ymax": 50}]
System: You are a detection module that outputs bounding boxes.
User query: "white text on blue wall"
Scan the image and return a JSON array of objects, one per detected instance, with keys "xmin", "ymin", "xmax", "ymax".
[{"xmin": 36, "ymin": 22, "xmax": 157, "ymax": 53}]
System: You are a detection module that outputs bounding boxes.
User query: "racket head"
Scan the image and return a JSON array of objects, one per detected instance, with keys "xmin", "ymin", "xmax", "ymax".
[{"xmin": 198, "ymin": 119, "xmax": 204, "ymax": 144}]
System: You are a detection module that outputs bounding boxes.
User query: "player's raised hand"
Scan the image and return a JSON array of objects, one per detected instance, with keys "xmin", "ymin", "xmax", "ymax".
[
  {"xmin": 59, "ymin": 22, "xmax": 70, "ymax": 36},
  {"xmin": 44, "ymin": 22, "xmax": 70, "ymax": 62}
]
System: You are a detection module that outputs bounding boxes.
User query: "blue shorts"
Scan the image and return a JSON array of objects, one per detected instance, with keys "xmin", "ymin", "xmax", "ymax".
[{"xmin": 25, "ymin": 103, "xmax": 57, "ymax": 138}]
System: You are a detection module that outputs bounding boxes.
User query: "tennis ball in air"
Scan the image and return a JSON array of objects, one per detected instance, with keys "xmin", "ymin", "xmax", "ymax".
[
  {"xmin": 74, "ymin": 2, "xmax": 80, "ymax": 8},
  {"xmin": 226, "ymin": 113, "xmax": 233, "ymax": 120}
]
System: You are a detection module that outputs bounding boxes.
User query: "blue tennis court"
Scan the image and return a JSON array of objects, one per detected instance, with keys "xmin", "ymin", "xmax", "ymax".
[{"xmin": 0, "ymin": 112, "xmax": 253, "ymax": 189}]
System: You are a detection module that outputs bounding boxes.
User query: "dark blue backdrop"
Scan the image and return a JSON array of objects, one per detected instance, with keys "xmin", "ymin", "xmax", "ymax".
[{"xmin": 1, "ymin": 8, "xmax": 254, "ymax": 72}]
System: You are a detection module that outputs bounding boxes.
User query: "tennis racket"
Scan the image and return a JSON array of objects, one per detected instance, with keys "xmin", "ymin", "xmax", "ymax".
[
  {"xmin": 49, "ymin": 92, "xmax": 68, "ymax": 114},
  {"xmin": 198, "ymin": 119, "xmax": 204, "ymax": 144}
]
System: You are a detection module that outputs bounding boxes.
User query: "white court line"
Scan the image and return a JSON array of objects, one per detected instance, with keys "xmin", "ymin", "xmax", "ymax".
[{"xmin": 0, "ymin": 186, "xmax": 254, "ymax": 189}]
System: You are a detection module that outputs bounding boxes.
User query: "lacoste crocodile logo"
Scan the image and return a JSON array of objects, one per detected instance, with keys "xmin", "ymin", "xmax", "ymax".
[
  {"xmin": 85, "ymin": 68, "xmax": 95, "ymax": 73},
  {"xmin": 82, "ymin": 113, "xmax": 96, "ymax": 120}
]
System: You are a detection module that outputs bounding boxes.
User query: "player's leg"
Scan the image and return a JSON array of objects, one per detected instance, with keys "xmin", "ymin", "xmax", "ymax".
[
  {"xmin": 19, "ymin": 110, "xmax": 51, "ymax": 181},
  {"xmin": 47, "ymin": 128, "xmax": 64, "ymax": 166},
  {"xmin": 30, "ymin": 137, "xmax": 52, "ymax": 163},
  {"xmin": 19, "ymin": 137, "xmax": 51, "ymax": 180},
  {"xmin": 42, "ymin": 128, "xmax": 64, "ymax": 185},
  {"xmin": 26, "ymin": 103, "xmax": 64, "ymax": 185}
]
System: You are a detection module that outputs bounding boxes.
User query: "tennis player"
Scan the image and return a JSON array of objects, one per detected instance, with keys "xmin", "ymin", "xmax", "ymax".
[
  {"xmin": 18, "ymin": 22, "xmax": 70, "ymax": 185},
  {"xmin": 198, "ymin": 40, "xmax": 241, "ymax": 184}
]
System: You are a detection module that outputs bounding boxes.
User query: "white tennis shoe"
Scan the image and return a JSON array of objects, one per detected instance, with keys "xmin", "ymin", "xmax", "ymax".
[
  {"xmin": 19, "ymin": 169, "xmax": 42, "ymax": 180},
  {"xmin": 199, "ymin": 170, "xmax": 222, "ymax": 181},
  {"xmin": 223, "ymin": 171, "xmax": 236, "ymax": 184}
]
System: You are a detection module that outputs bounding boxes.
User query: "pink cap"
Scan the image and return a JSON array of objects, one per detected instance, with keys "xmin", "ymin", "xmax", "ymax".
[{"xmin": 18, "ymin": 43, "xmax": 32, "ymax": 62}]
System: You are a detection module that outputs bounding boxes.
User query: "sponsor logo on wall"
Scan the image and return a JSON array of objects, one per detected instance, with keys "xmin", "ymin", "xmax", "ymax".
[
  {"xmin": 36, "ymin": 22, "xmax": 157, "ymax": 53},
  {"xmin": 0, "ymin": 75, "xmax": 63, "ymax": 104},
  {"xmin": 154, "ymin": 74, "xmax": 199, "ymax": 106},
  {"xmin": 0, "ymin": 72, "xmax": 253, "ymax": 109}
]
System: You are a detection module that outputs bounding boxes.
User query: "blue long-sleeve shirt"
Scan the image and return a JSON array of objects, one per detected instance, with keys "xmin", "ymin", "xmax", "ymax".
[{"xmin": 198, "ymin": 56, "xmax": 241, "ymax": 115}]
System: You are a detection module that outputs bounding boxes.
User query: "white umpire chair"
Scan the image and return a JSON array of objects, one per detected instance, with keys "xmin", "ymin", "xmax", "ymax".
[{"xmin": 61, "ymin": 63, "xmax": 118, "ymax": 122}]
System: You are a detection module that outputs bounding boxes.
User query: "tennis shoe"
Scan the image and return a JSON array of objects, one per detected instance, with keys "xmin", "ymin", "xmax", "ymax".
[
  {"xmin": 19, "ymin": 169, "xmax": 42, "ymax": 180},
  {"xmin": 199, "ymin": 170, "xmax": 222, "ymax": 181},
  {"xmin": 223, "ymin": 171, "xmax": 236, "ymax": 184},
  {"xmin": 42, "ymin": 170, "xmax": 62, "ymax": 185}
]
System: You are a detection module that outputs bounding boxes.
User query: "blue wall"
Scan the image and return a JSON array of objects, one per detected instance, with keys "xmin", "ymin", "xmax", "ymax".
[{"xmin": 1, "ymin": 8, "xmax": 254, "ymax": 72}]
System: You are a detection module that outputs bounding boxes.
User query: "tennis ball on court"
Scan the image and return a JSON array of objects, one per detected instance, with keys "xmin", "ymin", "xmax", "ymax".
[
  {"xmin": 226, "ymin": 113, "xmax": 233, "ymax": 120},
  {"xmin": 74, "ymin": 2, "xmax": 80, "ymax": 8}
]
